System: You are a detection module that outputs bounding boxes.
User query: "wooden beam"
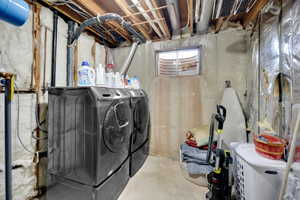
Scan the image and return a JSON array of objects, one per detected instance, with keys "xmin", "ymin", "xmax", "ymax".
[
  {"xmin": 187, "ymin": 0, "xmax": 194, "ymax": 33},
  {"xmin": 115, "ymin": 0, "xmax": 152, "ymax": 41},
  {"xmin": 73, "ymin": 0, "xmax": 132, "ymax": 42},
  {"xmin": 243, "ymin": 0, "xmax": 269, "ymax": 27},
  {"xmin": 32, "ymin": 3, "xmax": 41, "ymax": 91},
  {"xmin": 41, "ymin": 1, "xmax": 117, "ymax": 45},
  {"xmin": 123, "ymin": 5, "xmax": 168, "ymax": 18},
  {"xmin": 151, "ymin": 0, "xmax": 171, "ymax": 39}
]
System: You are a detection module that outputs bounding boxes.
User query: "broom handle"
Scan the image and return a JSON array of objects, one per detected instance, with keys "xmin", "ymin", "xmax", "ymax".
[{"xmin": 278, "ymin": 112, "xmax": 300, "ymax": 200}]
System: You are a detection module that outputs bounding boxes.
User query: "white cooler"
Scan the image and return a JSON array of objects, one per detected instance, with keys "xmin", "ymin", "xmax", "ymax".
[{"xmin": 233, "ymin": 143, "xmax": 286, "ymax": 200}]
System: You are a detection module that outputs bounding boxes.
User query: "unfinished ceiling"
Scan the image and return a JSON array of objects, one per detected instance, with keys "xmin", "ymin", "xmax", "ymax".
[{"xmin": 42, "ymin": 0, "xmax": 270, "ymax": 47}]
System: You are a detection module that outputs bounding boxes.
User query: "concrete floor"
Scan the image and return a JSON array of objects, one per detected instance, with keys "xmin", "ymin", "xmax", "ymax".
[{"xmin": 118, "ymin": 156, "xmax": 207, "ymax": 200}]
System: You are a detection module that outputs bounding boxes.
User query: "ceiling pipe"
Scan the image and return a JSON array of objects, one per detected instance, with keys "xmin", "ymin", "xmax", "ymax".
[
  {"xmin": 144, "ymin": 0, "xmax": 169, "ymax": 38},
  {"xmin": 195, "ymin": 0, "xmax": 201, "ymax": 22},
  {"xmin": 166, "ymin": 0, "xmax": 180, "ymax": 36},
  {"xmin": 51, "ymin": 11, "xmax": 58, "ymax": 87},
  {"xmin": 196, "ymin": 0, "xmax": 215, "ymax": 34},
  {"xmin": 215, "ymin": 0, "xmax": 223, "ymax": 19},
  {"xmin": 71, "ymin": 13, "xmax": 146, "ymax": 44},
  {"xmin": 131, "ymin": 0, "xmax": 164, "ymax": 39}
]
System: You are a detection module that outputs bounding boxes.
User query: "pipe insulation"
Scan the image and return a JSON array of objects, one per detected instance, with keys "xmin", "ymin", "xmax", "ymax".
[
  {"xmin": 71, "ymin": 13, "xmax": 146, "ymax": 44},
  {"xmin": 0, "ymin": 0, "xmax": 29, "ymax": 26}
]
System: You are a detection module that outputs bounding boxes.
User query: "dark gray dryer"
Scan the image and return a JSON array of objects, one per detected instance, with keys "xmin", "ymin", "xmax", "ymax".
[
  {"xmin": 129, "ymin": 89, "xmax": 150, "ymax": 177},
  {"xmin": 47, "ymin": 87, "xmax": 132, "ymax": 200}
]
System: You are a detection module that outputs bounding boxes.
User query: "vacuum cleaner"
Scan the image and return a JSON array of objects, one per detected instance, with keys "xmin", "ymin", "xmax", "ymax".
[{"xmin": 206, "ymin": 105, "xmax": 232, "ymax": 200}]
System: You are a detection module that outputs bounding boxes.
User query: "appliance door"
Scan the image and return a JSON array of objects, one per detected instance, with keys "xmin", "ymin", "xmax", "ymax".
[
  {"xmin": 131, "ymin": 96, "xmax": 150, "ymax": 152},
  {"xmin": 96, "ymin": 99, "xmax": 132, "ymax": 184},
  {"xmin": 48, "ymin": 89, "xmax": 99, "ymax": 186}
]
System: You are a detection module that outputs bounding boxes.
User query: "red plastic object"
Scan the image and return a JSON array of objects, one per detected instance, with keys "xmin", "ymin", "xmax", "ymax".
[
  {"xmin": 295, "ymin": 146, "xmax": 300, "ymax": 162},
  {"xmin": 254, "ymin": 134, "xmax": 286, "ymax": 160}
]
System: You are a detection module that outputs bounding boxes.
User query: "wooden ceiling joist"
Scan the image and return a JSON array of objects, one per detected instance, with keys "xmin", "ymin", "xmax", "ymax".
[
  {"xmin": 115, "ymin": 0, "xmax": 152, "ymax": 41},
  {"xmin": 243, "ymin": 0, "xmax": 269, "ymax": 27},
  {"xmin": 41, "ymin": 0, "xmax": 117, "ymax": 45},
  {"xmin": 73, "ymin": 0, "xmax": 133, "ymax": 42},
  {"xmin": 151, "ymin": 0, "xmax": 171, "ymax": 39}
]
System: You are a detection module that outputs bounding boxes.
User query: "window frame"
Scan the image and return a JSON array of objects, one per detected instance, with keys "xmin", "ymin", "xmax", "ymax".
[{"xmin": 155, "ymin": 46, "xmax": 202, "ymax": 77}]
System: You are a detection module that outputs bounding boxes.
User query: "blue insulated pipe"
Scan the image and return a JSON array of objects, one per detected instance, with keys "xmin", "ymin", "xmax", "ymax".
[{"xmin": 0, "ymin": 0, "xmax": 30, "ymax": 26}]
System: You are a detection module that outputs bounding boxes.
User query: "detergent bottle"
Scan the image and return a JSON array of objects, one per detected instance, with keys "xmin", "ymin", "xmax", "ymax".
[{"xmin": 78, "ymin": 61, "xmax": 95, "ymax": 86}]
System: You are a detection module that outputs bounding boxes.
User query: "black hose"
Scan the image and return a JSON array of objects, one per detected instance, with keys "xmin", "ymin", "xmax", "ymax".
[
  {"xmin": 71, "ymin": 13, "xmax": 146, "ymax": 44},
  {"xmin": 67, "ymin": 20, "xmax": 75, "ymax": 86}
]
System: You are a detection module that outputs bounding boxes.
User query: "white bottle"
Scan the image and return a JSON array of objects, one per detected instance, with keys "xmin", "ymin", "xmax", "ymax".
[
  {"xmin": 106, "ymin": 72, "xmax": 115, "ymax": 88},
  {"xmin": 115, "ymin": 72, "xmax": 124, "ymax": 88},
  {"xmin": 78, "ymin": 61, "xmax": 95, "ymax": 86},
  {"xmin": 96, "ymin": 64, "xmax": 105, "ymax": 86}
]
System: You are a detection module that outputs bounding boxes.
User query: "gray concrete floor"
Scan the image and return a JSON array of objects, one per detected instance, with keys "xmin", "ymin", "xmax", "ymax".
[{"xmin": 118, "ymin": 156, "xmax": 207, "ymax": 200}]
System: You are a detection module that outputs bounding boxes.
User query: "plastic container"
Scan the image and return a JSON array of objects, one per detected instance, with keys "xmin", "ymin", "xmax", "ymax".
[
  {"xmin": 114, "ymin": 72, "xmax": 124, "ymax": 88},
  {"xmin": 0, "ymin": 0, "xmax": 30, "ymax": 26},
  {"xmin": 253, "ymin": 134, "xmax": 286, "ymax": 160},
  {"xmin": 78, "ymin": 61, "xmax": 95, "ymax": 86},
  {"xmin": 95, "ymin": 64, "xmax": 106, "ymax": 86},
  {"xmin": 234, "ymin": 143, "xmax": 286, "ymax": 200},
  {"xmin": 105, "ymin": 72, "xmax": 115, "ymax": 88}
]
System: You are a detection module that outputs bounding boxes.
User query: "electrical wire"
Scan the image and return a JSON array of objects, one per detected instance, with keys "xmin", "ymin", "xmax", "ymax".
[{"xmin": 14, "ymin": 83, "xmax": 36, "ymax": 154}]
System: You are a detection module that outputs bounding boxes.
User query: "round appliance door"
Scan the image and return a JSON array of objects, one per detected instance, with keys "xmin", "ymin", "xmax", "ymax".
[
  {"xmin": 132, "ymin": 97, "xmax": 150, "ymax": 145},
  {"xmin": 103, "ymin": 100, "xmax": 132, "ymax": 153}
]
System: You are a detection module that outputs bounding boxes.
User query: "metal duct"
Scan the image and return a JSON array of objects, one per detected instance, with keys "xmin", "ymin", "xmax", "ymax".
[
  {"xmin": 120, "ymin": 41, "xmax": 139, "ymax": 76},
  {"xmin": 166, "ymin": 0, "xmax": 180, "ymax": 35},
  {"xmin": 196, "ymin": 0, "xmax": 215, "ymax": 34}
]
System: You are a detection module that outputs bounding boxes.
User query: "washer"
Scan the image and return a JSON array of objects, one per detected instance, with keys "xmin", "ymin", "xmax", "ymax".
[
  {"xmin": 47, "ymin": 87, "xmax": 132, "ymax": 200},
  {"xmin": 129, "ymin": 89, "xmax": 150, "ymax": 177}
]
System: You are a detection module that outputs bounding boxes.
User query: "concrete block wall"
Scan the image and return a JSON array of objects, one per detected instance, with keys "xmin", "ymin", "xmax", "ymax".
[{"xmin": 112, "ymin": 28, "xmax": 251, "ymax": 159}]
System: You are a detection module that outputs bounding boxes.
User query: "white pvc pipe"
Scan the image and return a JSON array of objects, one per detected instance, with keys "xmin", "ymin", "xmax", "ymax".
[
  {"xmin": 195, "ymin": 0, "xmax": 201, "ymax": 22},
  {"xmin": 196, "ymin": 0, "xmax": 215, "ymax": 34},
  {"xmin": 278, "ymin": 112, "xmax": 300, "ymax": 200}
]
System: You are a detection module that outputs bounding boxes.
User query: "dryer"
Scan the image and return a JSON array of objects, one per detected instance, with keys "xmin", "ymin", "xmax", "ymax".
[
  {"xmin": 47, "ymin": 87, "xmax": 132, "ymax": 200},
  {"xmin": 129, "ymin": 89, "xmax": 150, "ymax": 177}
]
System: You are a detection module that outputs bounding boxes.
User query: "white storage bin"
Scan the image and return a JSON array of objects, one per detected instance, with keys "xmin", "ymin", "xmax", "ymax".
[{"xmin": 234, "ymin": 143, "xmax": 286, "ymax": 200}]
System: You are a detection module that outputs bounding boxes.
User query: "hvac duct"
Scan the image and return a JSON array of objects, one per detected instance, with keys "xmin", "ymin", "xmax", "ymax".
[
  {"xmin": 196, "ymin": 0, "xmax": 215, "ymax": 34},
  {"xmin": 0, "ymin": 0, "xmax": 30, "ymax": 26}
]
